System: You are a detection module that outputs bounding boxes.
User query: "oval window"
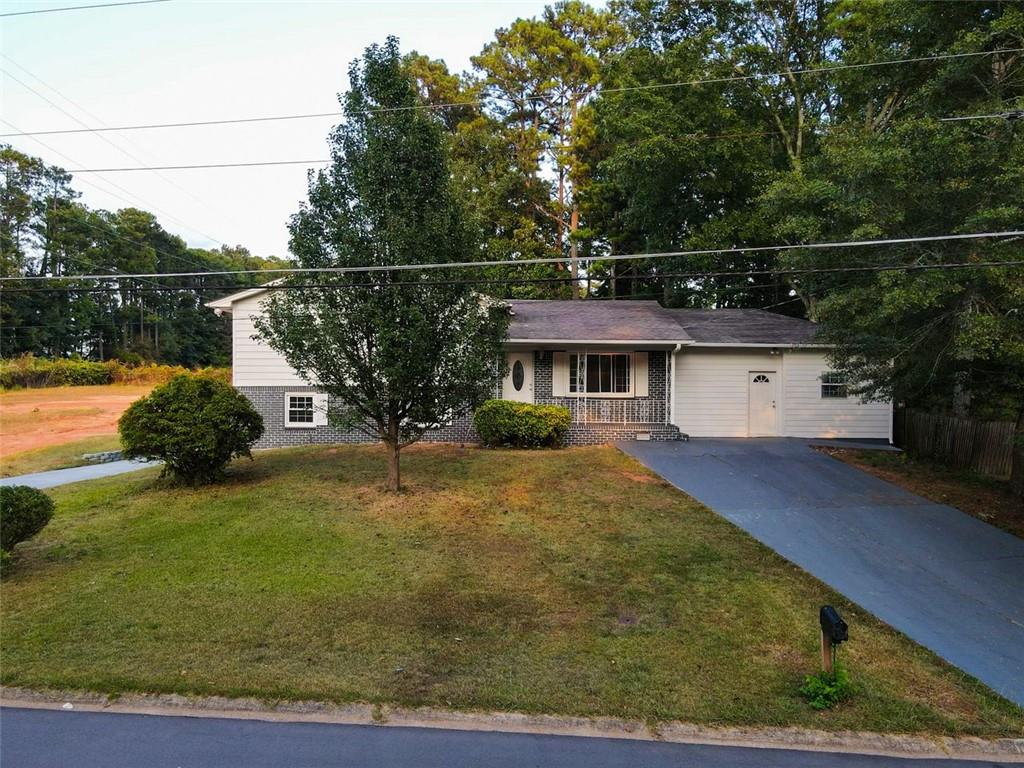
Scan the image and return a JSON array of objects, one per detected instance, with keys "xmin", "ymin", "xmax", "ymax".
[{"xmin": 512, "ymin": 360, "xmax": 525, "ymax": 391}]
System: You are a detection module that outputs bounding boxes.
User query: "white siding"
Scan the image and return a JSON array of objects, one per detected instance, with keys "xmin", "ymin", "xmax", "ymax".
[
  {"xmin": 231, "ymin": 294, "xmax": 309, "ymax": 387},
  {"xmin": 673, "ymin": 349, "xmax": 776, "ymax": 437},
  {"xmin": 672, "ymin": 348, "xmax": 890, "ymax": 439},
  {"xmin": 781, "ymin": 350, "xmax": 890, "ymax": 438}
]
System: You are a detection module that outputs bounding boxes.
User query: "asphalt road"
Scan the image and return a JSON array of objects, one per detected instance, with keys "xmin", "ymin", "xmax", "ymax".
[
  {"xmin": 619, "ymin": 438, "xmax": 1024, "ymax": 707},
  {"xmin": 0, "ymin": 708, "xmax": 1009, "ymax": 768}
]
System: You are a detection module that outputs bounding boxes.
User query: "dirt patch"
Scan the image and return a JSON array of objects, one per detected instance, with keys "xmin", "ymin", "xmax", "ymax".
[
  {"xmin": 818, "ymin": 447, "xmax": 1023, "ymax": 539},
  {"xmin": 0, "ymin": 385, "xmax": 153, "ymax": 456},
  {"xmin": 620, "ymin": 470, "xmax": 659, "ymax": 484}
]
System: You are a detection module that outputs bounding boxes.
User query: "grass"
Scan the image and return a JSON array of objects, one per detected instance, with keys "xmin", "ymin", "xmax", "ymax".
[
  {"xmin": 1, "ymin": 435, "xmax": 122, "ymax": 478},
  {"xmin": 1, "ymin": 444, "xmax": 1021, "ymax": 736},
  {"xmin": 819, "ymin": 448, "xmax": 1023, "ymax": 539}
]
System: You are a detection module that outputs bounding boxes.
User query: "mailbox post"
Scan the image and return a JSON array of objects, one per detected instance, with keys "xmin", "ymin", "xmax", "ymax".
[{"xmin": 819, "ymin": 605, "xmax": 848, "ymax": 674}]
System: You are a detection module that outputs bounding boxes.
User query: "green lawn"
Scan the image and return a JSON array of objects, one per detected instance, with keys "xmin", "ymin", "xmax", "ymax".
[
  {"xmin": 1, "ymin": 444, "xmax": 1020, "ymax": 736},
  {"xmin": 1, "ymin": 435, "xmax": 122, "ymax": 478}
]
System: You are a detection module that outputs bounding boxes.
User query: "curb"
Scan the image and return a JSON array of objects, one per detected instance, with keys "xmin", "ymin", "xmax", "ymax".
[{"xmin": 2, "ymin": 686, "xmax": 1023, "ymax": 762}]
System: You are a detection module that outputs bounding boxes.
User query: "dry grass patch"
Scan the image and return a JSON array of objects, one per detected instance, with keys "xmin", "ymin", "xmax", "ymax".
[{"xmin": 1, "ymin": 443, "xmax": 1020, "ymax": 736}]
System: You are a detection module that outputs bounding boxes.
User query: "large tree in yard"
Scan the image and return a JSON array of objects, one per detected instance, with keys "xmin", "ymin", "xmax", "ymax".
[{"xmin": 255, "ymin": 38, "xmax": 511, "ymax": 492}]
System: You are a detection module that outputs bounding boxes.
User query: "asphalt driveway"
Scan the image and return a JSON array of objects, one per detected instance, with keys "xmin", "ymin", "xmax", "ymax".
[{"xmin": 619, "ymin": 438, "xmax": 1024, "ymax": 707}]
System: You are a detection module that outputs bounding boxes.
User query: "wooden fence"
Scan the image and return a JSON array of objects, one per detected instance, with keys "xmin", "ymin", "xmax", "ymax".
[{"xmin": 893, "ymin": 408, "xmax": 1016, "ymax": 480}]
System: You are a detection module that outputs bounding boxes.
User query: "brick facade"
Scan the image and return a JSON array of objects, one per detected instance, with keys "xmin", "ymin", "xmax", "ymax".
[{"xmin": 240, "ymin": 349, "xmax": 681, "ymax": 449}]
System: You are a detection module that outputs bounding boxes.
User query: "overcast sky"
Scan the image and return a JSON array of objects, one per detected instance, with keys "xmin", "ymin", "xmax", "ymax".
[{"xmin": 1, "ymin": 0, "xmax": 551, "ymax": 258}]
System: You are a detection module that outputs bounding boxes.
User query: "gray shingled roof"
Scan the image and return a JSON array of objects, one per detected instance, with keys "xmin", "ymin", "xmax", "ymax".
[
  {"xmin": 507, "ymin": 300, "xmax": 691, "ymax": 341},
  {"xmin": 507, "ymin": 300, "xmax": 820, "ymax": 345},
  {"xmin": 667, "ymin": 308, "xmax": 821, "ymax": 345}
]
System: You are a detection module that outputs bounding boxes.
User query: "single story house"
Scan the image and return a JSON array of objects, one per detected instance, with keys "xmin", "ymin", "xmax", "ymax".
[{"xmin": 206, "ymin": 291, "xmax": 892, "ymax": 447}]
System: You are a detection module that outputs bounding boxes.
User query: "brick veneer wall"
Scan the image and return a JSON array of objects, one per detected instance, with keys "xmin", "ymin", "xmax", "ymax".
[
  {"xmin": 238, "ymin": 386, "xmax": 483, "ymax": 450},
  {"xmin": 238, "ymin": 349, "xmax": 680, "ymax": 449}
]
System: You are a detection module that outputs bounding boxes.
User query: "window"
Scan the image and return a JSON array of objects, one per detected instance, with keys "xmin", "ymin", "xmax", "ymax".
[
  {"xmin": 569, "ymin": 353, "xmax": 631, "ymax": 395},
  {"xmin": 512, "ymin": 360, "xmax": 525, "ymax": 391},
  {"xmin": 752, "ymin": 374, "xmax": 771, "ymax": 384},
  {"xmin": 821, "ymin": 372, "xmax": 848, "ymax": 399},
  {"xmin": 286, "ymin": 395, "xmax": 315, "ymax": 426}
]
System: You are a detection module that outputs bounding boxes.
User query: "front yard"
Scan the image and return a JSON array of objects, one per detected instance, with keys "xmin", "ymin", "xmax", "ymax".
[{"xmin": 1, "ymin": 444, "xmax": 1020, "ymax": 735}]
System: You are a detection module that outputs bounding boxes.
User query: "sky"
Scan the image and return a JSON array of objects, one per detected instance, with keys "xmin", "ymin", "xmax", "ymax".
[{"xmin": 0, "ymin": 0, "xmax": 552, "ymax": 258}]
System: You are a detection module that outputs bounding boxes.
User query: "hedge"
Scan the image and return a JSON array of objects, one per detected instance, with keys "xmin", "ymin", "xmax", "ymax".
[
  {"xmin": 473, "ymin": 399, "xmax": 571, "ymax": 448},
  {"xmin": 0, "ymin": 355, "xmax": 230, "ymax": 390},
  {"xmin": 119, "ymin": 374, "xmax": 264, "ymax": 484},
  {"xmin": 0, "ymin": 485, "xmax": 54, "ymax": 553}
]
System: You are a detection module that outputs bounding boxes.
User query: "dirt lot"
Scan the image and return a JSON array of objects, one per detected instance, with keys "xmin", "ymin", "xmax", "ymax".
[{"xmin": 0, "ymin": 385, "xmax": 152, "ymax": 457}]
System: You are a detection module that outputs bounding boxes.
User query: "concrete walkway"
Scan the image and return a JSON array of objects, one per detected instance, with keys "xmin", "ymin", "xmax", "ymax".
[
  {"xmin": 619, "ymin": 438, "xmax": 1024, "ymax": 708},
  {"xmin": 0, "ymin": 708, "xmax": 1005, "ymax": 768},
  {"xmin": 0, "ymin": 459, "xmax": 159, "ymax": 489}
]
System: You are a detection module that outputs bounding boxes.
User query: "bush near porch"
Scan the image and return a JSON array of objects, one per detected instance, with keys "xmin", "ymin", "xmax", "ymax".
[
  {"xmin": 0, "ymin": 445, "xmax": 1020, "ymax": 736},
  {"xmin": 473, "ymin": 400, "xmax": 571, "ymax": 448}
]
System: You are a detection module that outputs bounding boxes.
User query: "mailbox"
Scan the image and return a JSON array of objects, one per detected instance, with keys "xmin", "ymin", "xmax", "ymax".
[{"xmin": 819, "ymin": 605, "xmax": 848, "ymax": 645}]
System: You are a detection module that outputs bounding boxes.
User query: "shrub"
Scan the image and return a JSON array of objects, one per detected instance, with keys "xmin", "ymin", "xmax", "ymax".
[
  {"xmin": 473, "ymin": 400, "xmax": 571, "ymax": 448},
  {"xmin": 0, "ymin": 355, "xmax": 231, "ymax": 390},
  {"xmin": 0, "ymin": 485, "xmax": 55, "ymax": 552},
  {"xmin": 119, "ymin": 374, "xmax": 264, "ymax": 484},
  {"xmin": 799, "ymin": 662, "xmax": 854, "ymax": 710}
]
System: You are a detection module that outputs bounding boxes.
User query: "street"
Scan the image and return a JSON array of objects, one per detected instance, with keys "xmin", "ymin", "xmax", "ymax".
[{"xmin": 0, "ymin": 707, "xmax": 1013, "ymax": 767}]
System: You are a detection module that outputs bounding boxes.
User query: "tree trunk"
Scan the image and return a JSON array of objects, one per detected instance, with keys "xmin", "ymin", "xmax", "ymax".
[
  {"xmin": 385, "ymin": 417, "xmax": 401, "ymax": 492},
  {"xmin": 386, "ymin": 442, "xmax": 401, "ymax": 492},
  {"xmin": 569, "ymin": 205, "xmax": 579, "ymax": 299},
  {"xmin": 1011, "ymin": 409, "xmax": 1024, "ymax": 498}
]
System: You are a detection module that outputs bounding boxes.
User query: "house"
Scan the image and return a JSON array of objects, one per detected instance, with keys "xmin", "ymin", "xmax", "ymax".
[{"xmin": 206, "ymin": 292, "xmax": 893, "ymax": 447}]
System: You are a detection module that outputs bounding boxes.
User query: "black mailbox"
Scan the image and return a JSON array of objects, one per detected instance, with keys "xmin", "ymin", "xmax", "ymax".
[{"xmin": 819, "ymin": 605, "xmax": 848, "ymax": 645}]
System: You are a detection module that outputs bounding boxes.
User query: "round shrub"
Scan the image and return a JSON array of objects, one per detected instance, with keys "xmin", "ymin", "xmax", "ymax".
[
  {"xmin": 473, "ymin": 400, "xmax": 571, "ymax": 448},
  {"xmin": 119, "ymin": 374, "xmax": 264, "ymax": 484},
  {"xmin": 0, "ymin": 485, "xmax": 55, "ymax": 552}
]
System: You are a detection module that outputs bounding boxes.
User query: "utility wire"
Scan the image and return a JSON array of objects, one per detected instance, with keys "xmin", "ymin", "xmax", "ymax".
[
  {"xmin": 68, "ymin": 159, "xmax": 332, "ymax": 173},
  {"xmin": 0, "ymin": 117, "xmax": 228, "ymax": 251},
  {"xmin": 938, "ymin": 110, "xmax": 1024, "ymax": 122},
  {"xmin": 4, "ymin": 260, "xmax": 1021, "ymax": 294},
  {"xmin": 3, "ymin": 48, "xmax": 1019, "ymax": 138},
  {"xmin": 1, "ymin": 64, "xmax": 229, "ymax": 247},
  {"xmin": 4, "ymin": 231, "xmax": 1020, "ymax": 282},
  {"xmin": 0, "ymin": 0, "xmax": 169, "ymax": 17}
]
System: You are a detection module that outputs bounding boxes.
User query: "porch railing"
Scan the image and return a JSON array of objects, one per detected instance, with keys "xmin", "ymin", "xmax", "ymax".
[{"xmin": 564, "ymin": 398, "xmax": 668, "ymax": 425}]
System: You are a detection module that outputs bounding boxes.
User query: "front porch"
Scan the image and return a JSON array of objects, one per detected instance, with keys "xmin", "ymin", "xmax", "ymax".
[{"xmin": 507, "ymin": 348, "xmax": 685, "ymax": 445}]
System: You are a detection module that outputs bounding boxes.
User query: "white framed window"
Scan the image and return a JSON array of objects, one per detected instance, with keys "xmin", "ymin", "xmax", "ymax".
[
  {"xmin": 821, "ymin": 372, "xmax": 848, "ymax": 399},
  {"xmin": 285, "ymin": 392, "xmax": 327, "ymax": 428},
  {"xmin": 569, "ymin": 353, "xmax": 631, "ymax": 395}
]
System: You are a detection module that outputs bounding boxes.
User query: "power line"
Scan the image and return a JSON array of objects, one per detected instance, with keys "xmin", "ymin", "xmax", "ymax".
[
  {"xmin": 938, "ymin": 110, "xmax": 1024, "ymax": 122},
  {"xmin": 3, "ymin": 48, "xmax": 1019, "ymax": 138},
  {"xmin": 0, "ymin": 117, "xmax": 227, "ymax": 250},
  {"xmin": 1, "ymin": 64, "xmax": 229, "ymax": 247},
  {"xmin": 4, "ymin": 231, "xmax": 1020, "ymax": 282},
  {"xmin": 4, "ymin": 260, "xmax": 1021, "ymax": 294},
  {"xmin": 0, "ymin": 0, "xmax": 169, "ymax": 18},
  {"xmin": 68, "ymin": 159, "xmax": 332, "ymax": 173}
]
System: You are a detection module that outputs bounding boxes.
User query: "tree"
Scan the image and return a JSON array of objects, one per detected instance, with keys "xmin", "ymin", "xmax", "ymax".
[
  {"xmin": 255, "ymin": 38, "xmax": 511, "ymax": 492},
  {"xmin": 474, "ymin": 2, "xmax": 628, "ymax": 296},
  {"xmin": 758, "ymin": 1, "xmax": 1024, "ymax": 415},
  {"xmin": 1, "ymin": 145, "xmax": 287, "ymax": 365}
]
